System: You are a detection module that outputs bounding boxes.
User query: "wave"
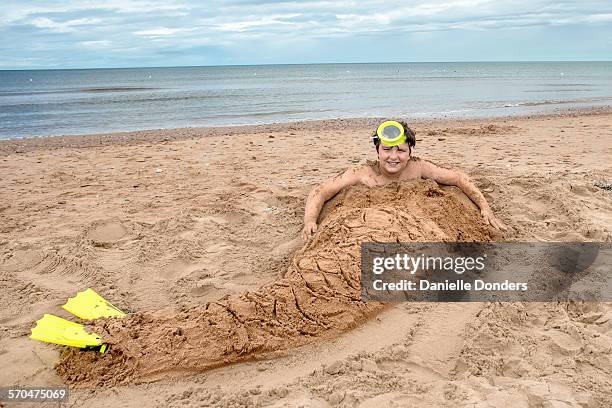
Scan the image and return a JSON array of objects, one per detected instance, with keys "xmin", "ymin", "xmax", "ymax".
[
  {"xmin": 523, "ymin": 89, "xmax": 594, "ymax": 93},
  {"xmin": 0, "ymin": 87, "xmax": 160, "ymax": 97},
  {"xmin": 78, "ymin": 87, "xmax": 159, "ymax": 93},
  {"xmin": 502, "ymin": 96, "xmax": 612, "ymax": 108},
  {"xmin": 204, "ymin": 108, "xmax": 336, "ymax": 120},
  {"xmin": 0, "ymin": 90, "xmax": 347, "ymax": 109},
  {"xmin": 0, "ymin": 94, "xmax": 229, "ymax": 109},
  {"xmin": 538, "ymin": 83, "xmax": 593, "ymax": 87}
]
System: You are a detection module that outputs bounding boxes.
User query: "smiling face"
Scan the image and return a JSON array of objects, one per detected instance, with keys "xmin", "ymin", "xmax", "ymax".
[{"xmin": 377, "ymin": 142, "xmax": 411, "ymax": 176}]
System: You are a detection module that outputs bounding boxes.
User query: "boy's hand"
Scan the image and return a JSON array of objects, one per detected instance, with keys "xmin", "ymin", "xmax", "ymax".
[
  {"xmin": 302, "ymin": 222, "xmax": 318, "ymax": 240},
  {"xmin": 481, "ymin": 208, "xmax": 507, "ymax": 231}
]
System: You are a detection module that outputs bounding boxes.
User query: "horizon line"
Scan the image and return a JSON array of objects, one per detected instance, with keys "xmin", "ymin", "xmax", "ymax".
[{"xmin": 2, "ymin": 60, "xmax": 612, "ymax": 72}]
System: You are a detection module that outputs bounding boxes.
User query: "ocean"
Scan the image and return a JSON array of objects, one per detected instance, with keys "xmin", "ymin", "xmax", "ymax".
[{"xmin": 1, "ymin": 62, "xmax": 611, "ymax": 139}]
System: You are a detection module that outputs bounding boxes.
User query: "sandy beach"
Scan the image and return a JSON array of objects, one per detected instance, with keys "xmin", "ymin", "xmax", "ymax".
[{"xmin": 1, "ymin": 109, "xmax": 611, "ymax": 407}]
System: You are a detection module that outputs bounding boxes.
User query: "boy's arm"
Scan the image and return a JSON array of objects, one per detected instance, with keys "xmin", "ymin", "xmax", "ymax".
[
  {"xmin": 303, "ymin": 167, "xmax": 363, "ymax": 239},
  {"xmin": 419, "ymin": 160, "xmax": 507, "ymax": 231}
]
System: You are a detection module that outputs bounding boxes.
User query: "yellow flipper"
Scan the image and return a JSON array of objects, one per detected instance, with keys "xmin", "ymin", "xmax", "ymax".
[
  {"xmin": 62, "ymin": 288, "xmax": 126, "ymax": 320},
  {"xmin": 30, "ymin": 314, "xmax": 102, "ymax": 349}
]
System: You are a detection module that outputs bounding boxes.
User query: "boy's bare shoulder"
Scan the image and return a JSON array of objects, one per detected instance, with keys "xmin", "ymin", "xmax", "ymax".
[
  {"xmin": 353, "ymin": 161, "xmax": 381, "ymax": 185},
  {"xmin": 332, "ymin": 163, "xmax": 374, "ymax": 185},
  {"xmin": 356, "ymin": 162, "xmax": 378, "ymax": 179}
]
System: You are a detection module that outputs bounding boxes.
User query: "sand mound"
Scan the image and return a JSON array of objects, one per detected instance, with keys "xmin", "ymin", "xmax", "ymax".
[{"xmin": 56, "ymin": 180, "xmax": 497, "ymax": 386}]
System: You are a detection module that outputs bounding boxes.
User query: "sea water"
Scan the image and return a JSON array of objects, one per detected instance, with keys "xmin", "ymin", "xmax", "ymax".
[{"xmin": 0, "ymin": 62, "xmax": 611, "ymax": 139}]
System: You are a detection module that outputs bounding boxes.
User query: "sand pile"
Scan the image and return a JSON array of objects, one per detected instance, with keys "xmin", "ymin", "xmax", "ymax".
[{"xmin": 56, "ymin": 180, "xmax": 496, "ymax": 386}]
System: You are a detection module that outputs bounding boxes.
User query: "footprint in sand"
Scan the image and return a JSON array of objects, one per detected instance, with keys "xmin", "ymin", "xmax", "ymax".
[
  {"xmin": 545, "ymin": 329, "xmax": 583, "ymax": 355},
  {"xmin": 189, "ymin": 283, "xmax": 215, "ymax": 297},
  {"xmin": 86, "ymin": 220, "xmax": 128, "ymax": 246},
  {"xmin": 157, "ymin": 258, "xmax": 204, "ymax": 280},
  {"xmin": 1, "ymin": 249, "xmax": 46, "ymax": 272}
]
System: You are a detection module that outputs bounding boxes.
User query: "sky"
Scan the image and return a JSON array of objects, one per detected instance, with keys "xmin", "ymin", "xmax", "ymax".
[{"xmin": 1, "ymin": 0, "xmax": 611, "ymax": 69}]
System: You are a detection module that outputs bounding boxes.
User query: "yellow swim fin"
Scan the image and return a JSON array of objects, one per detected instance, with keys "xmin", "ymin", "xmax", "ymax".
[
  {"xmin": 30, "ymin": 314, "xmax": 105, "ymax": 351},
  {"xmin": 62, "ymin": 288, "xmax": 126, "ymax": 320}
]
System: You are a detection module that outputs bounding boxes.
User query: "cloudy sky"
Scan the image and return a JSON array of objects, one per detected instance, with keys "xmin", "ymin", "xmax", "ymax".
[{"xmin": 1, "ymin": 0, "xmax": 611, "ymax": 69}]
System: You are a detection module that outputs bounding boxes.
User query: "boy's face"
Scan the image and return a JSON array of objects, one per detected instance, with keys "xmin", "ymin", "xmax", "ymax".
[{"xmin": 377, "ymin": 142, "xmax": 410, "ymax": 175}]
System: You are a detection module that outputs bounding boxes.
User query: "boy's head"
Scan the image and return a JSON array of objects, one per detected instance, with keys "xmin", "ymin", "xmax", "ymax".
[
  {"xmin": 371, "ymin": 120, "xmax": 416, "ymax": 153},
  {"xmin": 372, "ymin": 120, "xmax": 416, "ymax": 175}
]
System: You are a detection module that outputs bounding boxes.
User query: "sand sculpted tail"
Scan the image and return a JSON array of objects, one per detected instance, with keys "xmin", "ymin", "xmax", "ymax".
[{"xmin": 56, "ymin": 180, "xmax": 496, "ymax": 386}]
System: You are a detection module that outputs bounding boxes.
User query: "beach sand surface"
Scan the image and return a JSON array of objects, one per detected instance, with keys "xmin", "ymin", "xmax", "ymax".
[{"xmin": 1, "ymin": 109, "xmax": 611, "ymax": 407}]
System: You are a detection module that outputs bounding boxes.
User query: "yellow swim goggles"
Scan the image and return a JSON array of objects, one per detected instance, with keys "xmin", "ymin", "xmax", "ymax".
[{"xmin": 375, "ymin": 120, "xmax": 406, "ymax": 146}]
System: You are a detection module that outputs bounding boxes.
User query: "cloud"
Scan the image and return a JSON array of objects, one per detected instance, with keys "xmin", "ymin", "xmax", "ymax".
[
  {"xmin": 212, "ymin": 13, "xmax": 303, "ymax": 32},
  {"xmin": 79, "ymin": 40, "xmax": 113, "ymax": 48},
  {"xmin": 134, "ymin": 27, "xmax": 194, "ymax": 37},
  {"xmin": 29, "ymin": 16, "xmax": 102, "ymax": 33},
  {"xmin": 0, "ymin": 0, "xmax": 611, "ymax": 68}
]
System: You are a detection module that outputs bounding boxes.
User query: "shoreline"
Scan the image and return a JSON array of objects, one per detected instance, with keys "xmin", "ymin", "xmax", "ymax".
[{"xmin": 1, "ymin": 105, "xmax": 612, "ymax": 155}]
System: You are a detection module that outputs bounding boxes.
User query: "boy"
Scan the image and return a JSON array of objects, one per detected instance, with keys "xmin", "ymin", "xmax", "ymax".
[{"xmin": 302, "ymin": 120, "xmax": 506, "ymax": 239}]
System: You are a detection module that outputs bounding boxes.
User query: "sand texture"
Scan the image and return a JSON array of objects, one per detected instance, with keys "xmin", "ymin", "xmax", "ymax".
[
  {"xmin": 1, "ymin": 108, "xmax": 611, "ymax": 406},
  {"xmin": 55, "ymin": 181, "xmax": 496, "ymax": 386}
]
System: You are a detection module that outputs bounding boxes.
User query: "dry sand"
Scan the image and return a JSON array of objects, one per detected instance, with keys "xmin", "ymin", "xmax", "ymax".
[{"xmin": 1, "ymin": 109, "xmax": 611, "ymax": 407}]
